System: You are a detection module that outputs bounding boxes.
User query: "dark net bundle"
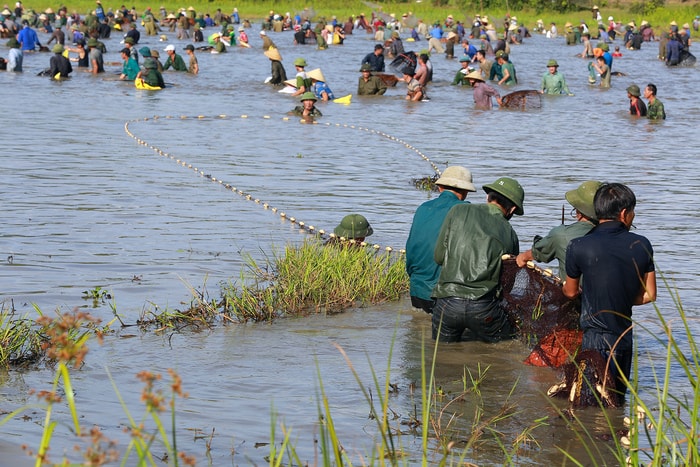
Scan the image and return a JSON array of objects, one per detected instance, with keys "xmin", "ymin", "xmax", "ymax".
[
  {"xmin": 500, "ymin": 257, "xmax": 621, "ymax": 408},
  {"xmin": 547, "ymin": 350, "xmax": 622, "ymax": 408},
  {"xmin": 389, "ymin": 51, "xmax": 417, "ymax": 75},
  {"xmin": 499, "ymin": 257, "xmax": 581, "ymax": 367},
  {"xmin": 500, "ymin": 90, "xmax": 543, "ymax": 110}
]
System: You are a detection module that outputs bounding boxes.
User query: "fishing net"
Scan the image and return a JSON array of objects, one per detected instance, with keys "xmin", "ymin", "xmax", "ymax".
[
  {"xmin": 389, "ymin": 51, "xmax": 417, "ymax": 75},
  {"xmin": 546, "ymin": 350, "xmax": 622, "ymax": 408},
  {"xmin": 680, "ymin": 50, "xmax": 697, "ymax": 66},
  {"xmin": 500, "ymin": 90, "xmax": 543, "ymax": 110},
  {"xmin": 500, "ymin": 257, "xmax": 580, "ymax": 357},
  {"xmin": 499, "ymin": 257, "xmax": 621, "ymax": 408},
  {"xmin": 377, "ymin": 73, "xmax": 399, "ymax": 87},
  {"xmin": 402, "ymin": 15, "xmax": 418, "ymax": 29}
]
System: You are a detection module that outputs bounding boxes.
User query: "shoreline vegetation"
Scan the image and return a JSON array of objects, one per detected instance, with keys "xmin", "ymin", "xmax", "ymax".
[
  {"xmin": 14, "ymin": 1, "xmax": 700, "ymax": 40},
  {"xmin": 1, "ymin": 242, "xmax": 698, "ymax": 465},
  {"xmin": 0, "ymin": 260, "xmax": 700, "ymax": 467}
]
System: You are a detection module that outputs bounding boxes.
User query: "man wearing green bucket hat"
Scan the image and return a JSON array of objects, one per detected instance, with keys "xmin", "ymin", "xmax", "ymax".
[
  {"xmin": 626, "ymin": 84, "xmax": 647, "ymax": 116},
  {"xmin": 431, "ymin": 177, "xmax": 524, "ymax": 343},
  {"xmin": 291, "ymin": 57, "xmax": 312, "ymax": 97},
  {"xmin": 516, "ymin": 181, "xmax": 601, "ymax": 279},
  {"xmin": 541, "ymin": 59, "xmax": 573, "ymax": 95},
  {"xmin": 290, "ymin": 91, "xmax": 322, "ymax": 119},
  {"xmin": 5, "ymin": 37, "xmax": 23, "ymax": 72},
  {"xmin": 48, "ymin": 43, "xmax": 72, "ymax": 78},
  {"xmin": 332, "ymin": 214, "xmax": 373, "ymax": 243}
]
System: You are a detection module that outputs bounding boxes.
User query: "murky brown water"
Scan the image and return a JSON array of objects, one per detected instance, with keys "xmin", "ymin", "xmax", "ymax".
[{"xmin": 1, "ymin": 22, "xmax": 699, "ymax": 465}]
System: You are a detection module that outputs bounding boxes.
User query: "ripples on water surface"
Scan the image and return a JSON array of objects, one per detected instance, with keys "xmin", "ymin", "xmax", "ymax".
[{"xmin": 1, "ymin": 25, "xmax": 699, "ymax": 465}]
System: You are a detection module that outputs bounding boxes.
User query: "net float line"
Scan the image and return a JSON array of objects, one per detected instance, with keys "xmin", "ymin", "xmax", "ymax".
[{"xmin": 124, "ymin": 114, "xmax": 444, "ymax": 254}]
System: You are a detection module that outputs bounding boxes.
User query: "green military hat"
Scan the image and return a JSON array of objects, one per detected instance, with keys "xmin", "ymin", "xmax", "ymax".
[
  {"xmin": 546, "ymin": 59, "xmax": 559, "ymax": 67},
  {"xmin": 124, "ymin": 37, "xmax": 135, "ymax": 45},
  {"xmin": 334, "ymin": 214, "xmax": 373, "ymax": 239},
  {"xmin": 299, "ymin": 91, "xmax": 317, "ymax": 102},
  {"xmin": 52, "ymin": 43, "xmax": 65, "ymax": 54},
  {"xmin": 626, "ymin": 84, "xmax": 641, "ymax": 97},
  {"xmin": 565, "ymin": 181, "xmax": 602, "ymax": 220},
  {"xmin": 359, "ymin": 63, "xmax": 372, "ymax": 72},
  {"xmin": 483, "ymin": 177, "xmax": 525, "ymax": 215},
  {"xmin": 87, "ymin": 38, "xmax": 99, "ymax": 47},
  {"xmin": 293, "ymin": 57, "xmax": 307, "ymax": 67}
]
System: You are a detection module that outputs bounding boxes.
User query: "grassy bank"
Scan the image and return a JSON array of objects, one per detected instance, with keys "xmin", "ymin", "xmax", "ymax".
[{"xmin": 25, "ymin": 0, "xmax": 700, "ymax": 39}]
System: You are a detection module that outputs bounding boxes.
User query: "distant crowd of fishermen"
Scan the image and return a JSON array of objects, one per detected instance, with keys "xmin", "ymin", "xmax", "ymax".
[{"xmin": 3, "ymin": 2, "xmax": 685, "ymax": 111}]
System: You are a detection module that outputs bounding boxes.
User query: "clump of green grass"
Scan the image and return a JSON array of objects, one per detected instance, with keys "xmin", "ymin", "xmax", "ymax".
[
  {"xmin": 220, "ymin": 239, "xmax": 408, "ymax": 322},
  {"xmin": 0, "ymin": 306, "xmax": 46, "ymax": 368},
  {"xmin": 136, "ymin": 239, "xmax": 408, "ymax": 330},
  {"xmin": 622, "ymin": 279, "xmax": 700, "ymax": 466}
]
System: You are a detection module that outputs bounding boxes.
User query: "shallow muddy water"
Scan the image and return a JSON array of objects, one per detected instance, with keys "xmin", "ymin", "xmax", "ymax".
[{"xmin": 1, "ymin": 21, "xmax": 699, "ymax": 465}]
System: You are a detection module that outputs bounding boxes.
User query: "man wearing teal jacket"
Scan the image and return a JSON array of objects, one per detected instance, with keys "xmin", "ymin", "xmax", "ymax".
[{"xmin": 405, "ymin": 166, "xmax": 476, "ymax": 314}]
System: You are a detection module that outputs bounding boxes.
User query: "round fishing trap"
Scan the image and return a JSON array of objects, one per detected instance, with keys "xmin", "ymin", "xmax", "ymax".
[{"xmin": 500, "ymin": 90, "xmax": 543, "ymax": 110}]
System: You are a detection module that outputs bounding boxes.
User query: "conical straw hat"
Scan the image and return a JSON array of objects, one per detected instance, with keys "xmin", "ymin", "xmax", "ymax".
[{"xmin": 307, "ymin": 68, "xmax": 326, "ymax": 82}]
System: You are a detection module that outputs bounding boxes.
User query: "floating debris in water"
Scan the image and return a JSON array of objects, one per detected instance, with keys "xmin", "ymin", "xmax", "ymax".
[{"xmin": 412, "ymin": 174, "xmax": 439, "ymax": 192}]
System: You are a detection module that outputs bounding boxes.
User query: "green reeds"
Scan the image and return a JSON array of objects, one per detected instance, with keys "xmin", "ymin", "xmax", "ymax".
[
  {"xmin": 220, "ymin": 239, "xmax": 408, "ymax": 322},
  {"xmin": 0, "ymin": 306, "xmax": 46, "ymax": 368},
  {"xmin": 1, "ymin": 310, "xmax": 195, "ymax": 466},
  {"xmin": 137, "ymin": 239, "xmax": 408, "ymax": 330},
  {"xmin": 623, "ymin": 278, "xmax": 700, "ymax": 466}
]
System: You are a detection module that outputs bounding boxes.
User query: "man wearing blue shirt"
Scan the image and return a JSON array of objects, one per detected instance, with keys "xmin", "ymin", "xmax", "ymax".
[
  {"xmin": 17, "ymin": 22, "xmax": 41, "ymax": 50},
  {"xmin": 563, "ymin": 183, "xmax": 656, "ymax": 402},
  {"xmin": 405, "ymin": 166, "xmax": 476, "ymax": 314}
]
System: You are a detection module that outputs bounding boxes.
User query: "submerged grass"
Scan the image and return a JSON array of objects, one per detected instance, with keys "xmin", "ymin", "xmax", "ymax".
[{"xmin": 0, "ymin": 307, "xmax": 46, "ymax": 368}]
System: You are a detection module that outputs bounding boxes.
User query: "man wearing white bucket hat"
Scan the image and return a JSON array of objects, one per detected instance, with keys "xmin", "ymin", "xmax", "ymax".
[{"xmin": 406, "ymin": 166, "xmax": 477, "ymax": 314}]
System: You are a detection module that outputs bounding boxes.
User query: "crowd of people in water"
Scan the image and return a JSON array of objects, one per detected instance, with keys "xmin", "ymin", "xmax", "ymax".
[
  {"xmin": 338, "ymin": 168, "xmax": 656, "ymax": 406},
  {"xmin": 1, "ymin": 1, "xmax": 690, "ymax": 116},
  {"xmin": 1, "ymin": 0, "xmax": 678, "ymax": 408}
]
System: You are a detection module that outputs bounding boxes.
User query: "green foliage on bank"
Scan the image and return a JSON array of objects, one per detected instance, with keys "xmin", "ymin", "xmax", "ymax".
[{"xmin": 24, "ymin": 0, "xmax": 700, "ymax": 34}]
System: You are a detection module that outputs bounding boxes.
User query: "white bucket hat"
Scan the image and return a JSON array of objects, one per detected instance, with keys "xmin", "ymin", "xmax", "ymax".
[{"xmin": 435, "ymin": 166, "xmax": 476, "ymax": 192}]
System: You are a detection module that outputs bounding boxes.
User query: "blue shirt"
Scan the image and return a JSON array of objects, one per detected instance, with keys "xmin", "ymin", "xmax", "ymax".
[
  {"xmin": 18, "ymin": 26, "xmax": 40, "ymax": 50},
  {"xmin": 464, "ymin": 44, "xmax": 478, "ymax": 58},
  {"xmin": 313, "ymin": 81, "xmax": 335, "ymax": 100},
  {"xmin": 405, "ymin": 191, "xmax": 466, "ymax": 301},
  {"xmin": 566, "ymin": 221, "xmax": 654, "ymax": 347},
  {"xmin": 603, "ymin": 51, "xmax": 613, "ymax": 68}
]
